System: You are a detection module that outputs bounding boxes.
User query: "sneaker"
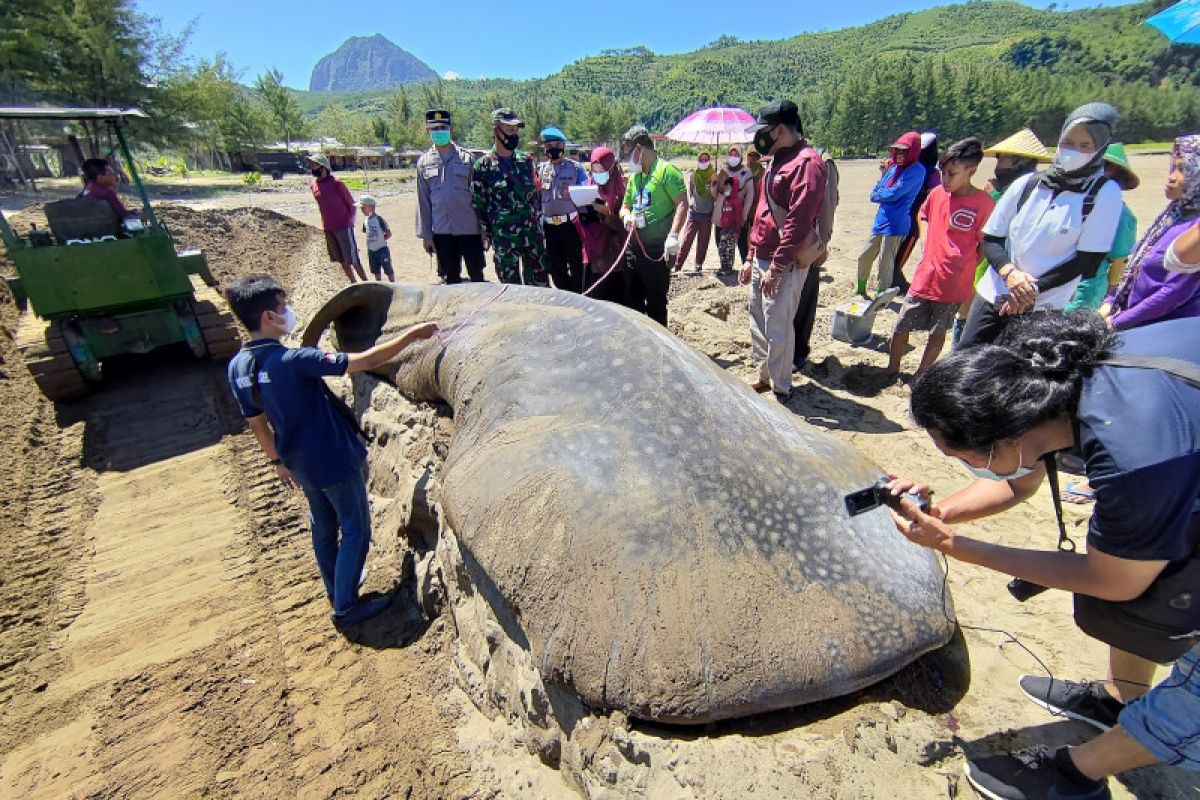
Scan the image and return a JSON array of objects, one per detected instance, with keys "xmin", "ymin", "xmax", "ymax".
[
  {"xmin": 964, "ymin": 746, "xmax": 1111, "ymax": 800},
  {"xmin": 332, "ymin": 594, "xmax": 392, "ymax": 632},
  {"xmin": 773, "ymin": 389, "xmax": 792, "ymax": 403},
  {"xmin": 1018, "ymin": 676, "xmax": 1124, "ymax": 732}
]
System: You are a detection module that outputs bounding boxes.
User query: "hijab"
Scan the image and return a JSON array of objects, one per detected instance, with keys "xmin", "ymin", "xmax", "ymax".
[
  {"xmin": 590, "ymin": 147, "xmax": 625, "ymax": 209},
  {"xmin": 694, "ymin": 150, "xmax": 714, "ymax": 191},
  {"xmin": 885, "ymin": 131, "xmax": 922, "ymax": 187},
  {"xmin": 1041, "ymin": 102, "xmax": 1116, "ymax": 193},
  {"xmin": 1111, "ymin": 134, "xmax": 1200, "ymax": 309}
]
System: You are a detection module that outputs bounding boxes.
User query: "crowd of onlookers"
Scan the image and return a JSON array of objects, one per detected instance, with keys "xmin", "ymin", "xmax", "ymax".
[{"xmin": 282, "ymin": 99, "xmax": 1200, "ymax": 800}]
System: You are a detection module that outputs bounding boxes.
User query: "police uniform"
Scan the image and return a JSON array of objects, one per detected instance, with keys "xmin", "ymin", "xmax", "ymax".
[
  {"xmin": 538, "ymin": 126, "xmax": 588, "ymax": 292},
  {"xmin": 471, "ymin": 109, "xmax": 549, "ymax": 286},
  {"xmin": 415, "ymin": 109, "xmax": 486, "ymax": 283}
]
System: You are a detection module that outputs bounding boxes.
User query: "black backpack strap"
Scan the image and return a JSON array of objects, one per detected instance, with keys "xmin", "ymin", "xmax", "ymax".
[
  {"xmin": 1101, "ymin": 354, "xmax": 1200, "ymax": 388},
  {"xmin": 1015, "ymin": 174, "xmax": 1040, "ymax": 215},
  {"xmin": 1081, "ymin": 176, "xmax": 1109, "ymax": 223},
  {"xmin": 1007, "ymin": 454, "xmax": 1077, "ymax": 602}
]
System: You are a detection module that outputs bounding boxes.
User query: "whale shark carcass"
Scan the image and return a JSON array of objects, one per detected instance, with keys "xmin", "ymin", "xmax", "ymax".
[{"xmin": 303, "ymin": 282, "xmax": 957, "ymax": 724}]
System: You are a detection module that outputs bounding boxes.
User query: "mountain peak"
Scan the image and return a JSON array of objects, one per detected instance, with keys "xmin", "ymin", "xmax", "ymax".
[{"xmin": 309, "ymin": 35, "xmax": 437, "ymax": 93}]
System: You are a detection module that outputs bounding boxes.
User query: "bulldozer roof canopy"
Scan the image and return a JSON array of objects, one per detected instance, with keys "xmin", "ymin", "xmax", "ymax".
[{"xmin": 0, "ymin": 107, "xmax": 148, "ymax": 122}]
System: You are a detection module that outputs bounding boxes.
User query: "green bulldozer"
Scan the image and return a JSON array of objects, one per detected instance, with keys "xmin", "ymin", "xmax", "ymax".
[{"xmin": 0, "ymin": 107, "xmax": 241, "ymax": 401}]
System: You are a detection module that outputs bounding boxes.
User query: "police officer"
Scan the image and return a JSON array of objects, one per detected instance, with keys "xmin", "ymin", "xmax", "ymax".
[
  {"xmin": 538, "ymin": 125, "xmax": 588, "ymax": 292},
  {"xmin": 470, "ymin": 108, "xmax": 549, "ymax": 286},
  {"xmin": 416, "ymin": 109, "xmax": 486, "ymax": 283}
]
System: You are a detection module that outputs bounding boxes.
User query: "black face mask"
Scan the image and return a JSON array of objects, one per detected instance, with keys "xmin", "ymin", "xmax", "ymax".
[
  {"xmin": 310, "ymin": 168, "xmax": 324, "ymax": 177},
  {"xmin": 752, "ymin": 126, "xmax": 776, "ymax": 157},
  {"xmin": 496, "ymin": 129, "xmax": 520, "ymax": 151},
  {"xmin": 546, "ymin": 147, "xmax": 564, "ymax": 160}
]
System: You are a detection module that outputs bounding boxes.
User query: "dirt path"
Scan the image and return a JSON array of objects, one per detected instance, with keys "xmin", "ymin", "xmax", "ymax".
[{"xmin": 0, "ymin": 219, "xmax": 488, "ymax": 798}]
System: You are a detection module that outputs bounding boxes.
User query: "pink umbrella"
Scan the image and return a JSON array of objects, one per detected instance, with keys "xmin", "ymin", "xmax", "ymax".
[{"xmin": 664, "ymin": 106, "xmax": 756, "ymax": 147}]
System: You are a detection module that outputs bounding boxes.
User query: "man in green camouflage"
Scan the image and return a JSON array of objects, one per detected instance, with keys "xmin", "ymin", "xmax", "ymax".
[{"xmin": 471, "ymin": 108, "xmax": 550, "ymax": 286}]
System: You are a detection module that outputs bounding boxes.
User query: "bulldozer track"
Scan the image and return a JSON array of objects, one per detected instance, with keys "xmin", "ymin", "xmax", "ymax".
[
  {"xmin": 190, "ymin": 281, "xmax": 242, "ymax": 361},
  {"xmin": 14, "ymin": 314, "xmax": 89, "ymax": 401}
]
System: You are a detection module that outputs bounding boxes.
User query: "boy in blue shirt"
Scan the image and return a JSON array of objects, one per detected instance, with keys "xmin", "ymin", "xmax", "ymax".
[{"xmin": 225, "ymin": 275, "xmax": 437, "ymax": 632}]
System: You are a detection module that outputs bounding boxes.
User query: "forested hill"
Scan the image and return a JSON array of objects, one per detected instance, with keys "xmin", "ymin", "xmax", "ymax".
[{"xmin": 299, "ymin": 0, "xmax": 1199, "ymax": 154}]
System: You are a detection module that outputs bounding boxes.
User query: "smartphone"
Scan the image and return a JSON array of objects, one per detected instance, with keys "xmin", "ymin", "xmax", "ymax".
[{"xmin": 844, "ymin": 478, "xmax": 929, "ymax": 518}]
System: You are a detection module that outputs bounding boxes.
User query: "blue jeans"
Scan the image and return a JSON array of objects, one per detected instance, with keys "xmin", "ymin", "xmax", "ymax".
[
  {"xmin": 1119, "ymin": 642, "xmax": 1200, "ymax": 770},
  {"xmin": 300, "ymin": 465, "xmax": 371, "ymax": 617}
]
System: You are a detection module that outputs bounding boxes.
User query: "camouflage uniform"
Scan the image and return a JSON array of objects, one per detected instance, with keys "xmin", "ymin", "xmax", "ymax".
[{"xmin": 471, "ymin": 148, "xmax": 549, "ymax": 287}]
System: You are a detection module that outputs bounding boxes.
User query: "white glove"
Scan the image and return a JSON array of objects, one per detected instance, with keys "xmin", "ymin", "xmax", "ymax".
[{"xmin": 664, "ymin": 232, "xmax": 680, "ymax": 259}]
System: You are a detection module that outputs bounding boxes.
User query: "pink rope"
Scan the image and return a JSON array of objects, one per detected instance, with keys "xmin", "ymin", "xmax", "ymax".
[
  {"xmin": 438, "ymin": 222, "xmax": 666, "ymax": 342},
  {"xmin": 436, "ymin": 284, "xmax": 510, "ymax": 344}
]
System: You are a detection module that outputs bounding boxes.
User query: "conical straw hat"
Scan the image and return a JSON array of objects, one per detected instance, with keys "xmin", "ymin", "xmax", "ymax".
[
  {"xmin": 1102, "ymin": 142, "xmax": 1140, "ymax": 190},
  {"xmin": 983, "ymin": 128, "xmax": 1052, "ymax": 162}
]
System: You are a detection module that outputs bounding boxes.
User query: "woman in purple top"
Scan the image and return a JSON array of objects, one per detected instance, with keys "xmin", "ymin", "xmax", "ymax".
[{"xmin": 1103, "ymin": 134, "xmax": 1200, "ymax": 331}]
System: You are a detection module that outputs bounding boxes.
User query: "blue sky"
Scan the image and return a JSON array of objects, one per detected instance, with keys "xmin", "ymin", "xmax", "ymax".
[{"xmin": 133, "ymin": 0, "xmax": 1138, "ymax": 89}]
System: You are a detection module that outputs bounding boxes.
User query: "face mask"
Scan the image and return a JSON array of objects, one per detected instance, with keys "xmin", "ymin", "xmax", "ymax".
[
  {"xmin": 752, "ymin": 127, "xmax": 775, "ymax": 156},
  {"xmin": 697, "ymin": 159, "xmax": 710, "ymax": 169},
  {"xmin": 497, "ymin": 130, "xmax": 519, "ymax": 150},
  {"xmin": 1055, "ymin": 147, "xmax": 1092, "ymax": 173},
  {"xmin": 430, "ymin": 130, "xmax": 451, "ymax": 146},
  {"xmin": 960, "ymin": 443, "xmax": 1034, "ymax": 482},
  {"xmin": 310, "ymin": 168, "xmax": 324, "ymax": 177},
  {"xmin": 276, "ymin": 305, "xmax": 298, "ymax": 335},
  {"xmin": 993, "ymin": 165, "xmax": 1025, "ymax": 185},
  {"xmin": 627, "ymin": 149, "xmax": 642, "ymax": 174},
  {"xmin": 547, "ymin": 147, "xmax": 564, "ymax": 160},
  {"xmin": 727, "ymin": 156, "xmax": 741, "ymax": 167},
  {"xmin": 592, "ymin": 170, "xmax": 610, "ymax": 186}
]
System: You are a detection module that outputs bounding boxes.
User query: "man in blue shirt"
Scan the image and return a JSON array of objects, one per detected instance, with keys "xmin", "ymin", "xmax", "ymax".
[{"xmin": 224, "ymin": 275, "xmax": 438, "ymax": 632}]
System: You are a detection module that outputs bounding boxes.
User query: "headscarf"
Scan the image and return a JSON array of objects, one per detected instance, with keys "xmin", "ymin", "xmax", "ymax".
[
  {"xmin": 1111, "ymin": 134, "xmax": 1200, "ymax": 309},
  {"xmin": 694, "ymin": 150, "xmax": 714, "ymax": 192},
  {"xmin": 590, "ymin": 147, "xmax": 625, "ymax": 208},
  {"xmin": 918, "ymin": 132, "xmax": 939, "ymax": 170},
  {"xmin": 1041, "ymin": 102, "xmax": 1116, "ymax": 193},
  {"xmin": 885, "ymin": 131, "xmax": 922, "ymax": 187}
]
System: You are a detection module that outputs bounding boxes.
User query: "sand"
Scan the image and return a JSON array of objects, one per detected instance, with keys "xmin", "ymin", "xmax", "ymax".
[{"xmin": 0, "ymin": 152, "xmax": 1196, "ymax": 799}]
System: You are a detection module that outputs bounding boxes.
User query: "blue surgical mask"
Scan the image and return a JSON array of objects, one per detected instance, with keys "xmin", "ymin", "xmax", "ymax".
[
  {"xmin": 593, "ymin": 170, "xmax": 610, "ymax": 186},
  {"xmin": 430, "ymin": 130, "xmax": 451, "ymax": 146},
  {"xmin": 961, "ymin": 443, "xmax": 1033, "ymax": 481}
]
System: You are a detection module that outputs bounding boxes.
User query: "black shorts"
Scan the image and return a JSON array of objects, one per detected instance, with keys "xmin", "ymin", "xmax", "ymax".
[
  {"xmin": 324, "ymin": 228, "xmax": 360, "ymax": 267},
  {"xmin": 367, "ymin": 246, "xmax": 393, "ymax": 277}
]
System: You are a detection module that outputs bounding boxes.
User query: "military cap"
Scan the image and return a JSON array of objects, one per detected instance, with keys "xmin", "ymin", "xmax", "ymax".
[
  {"xmin": 491, "ymin": 108, "xmax": 525, "ymax": 128},
  {"xmin": 540, "ymin": 125, "xmax": 567, "ymax": 143},
  {"xmin": 425, "ymin": 108, "xmax": 452, "ymax": 125}
]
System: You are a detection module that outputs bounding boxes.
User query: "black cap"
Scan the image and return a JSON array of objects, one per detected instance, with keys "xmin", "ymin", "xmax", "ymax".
[
  {"xmin": 621, "ymin": 124, "xmax": 654, "ymax": 150},
  {"xmin": 425, "ymin": 108, "xmax": 451, "ymax": 125},
  {"xmin": 746, "ymin": 100, "xmax": 800, "ymax": 133}
]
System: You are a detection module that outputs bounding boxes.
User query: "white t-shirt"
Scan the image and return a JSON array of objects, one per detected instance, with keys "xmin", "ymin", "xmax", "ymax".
[
  {"xmin": 1165, "ymin": 237, "xmax": 1200, "ymax": 274},
  {"xmin": 978, "ymin": 173, "xmax": 1122, "ymax": 309}
]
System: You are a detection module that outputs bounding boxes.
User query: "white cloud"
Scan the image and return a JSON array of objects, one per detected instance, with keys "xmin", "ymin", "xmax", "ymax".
[{"xmin": 442, "ymin": 70, "xmax": 460, "ymax": 81}]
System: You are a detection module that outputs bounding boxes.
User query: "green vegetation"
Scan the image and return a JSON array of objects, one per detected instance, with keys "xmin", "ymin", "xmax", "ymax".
[
  {"xmin": 2, "ymin": 0, "xmax": 1196, "ymax": 161},
  {"xmin": 294, "ymin": 0, "xmax": 1200, "ymax": 154}
]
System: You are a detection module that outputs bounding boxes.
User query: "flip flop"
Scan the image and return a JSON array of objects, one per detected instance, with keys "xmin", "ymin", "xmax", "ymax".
[{"xmin": 1063, "ymin": 482, "xmax": 1095, "ymax": 504}]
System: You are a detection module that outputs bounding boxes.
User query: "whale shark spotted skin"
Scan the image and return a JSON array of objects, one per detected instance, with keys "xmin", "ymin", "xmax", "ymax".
[{"xmin": 304, "ymin": 282, "xmax": 956, "ymax": 724}]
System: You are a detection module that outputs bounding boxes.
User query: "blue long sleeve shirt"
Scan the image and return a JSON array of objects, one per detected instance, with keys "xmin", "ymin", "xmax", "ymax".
[{"xmin": 870, "ymin": 163, "xmax": 926, "ymax": 236}]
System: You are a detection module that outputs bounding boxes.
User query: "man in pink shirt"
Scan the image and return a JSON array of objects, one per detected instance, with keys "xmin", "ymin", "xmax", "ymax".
[
  {"xmin": 308, "ymin": 155, "xmax": 366, "ymax": 283},
  {"xmin": 738, "ymin": 100, "xmax": 827, "ymax": 401},
  {"xmin": 79, "ymin": 158, "xmax": 138, "ymax": 221}
]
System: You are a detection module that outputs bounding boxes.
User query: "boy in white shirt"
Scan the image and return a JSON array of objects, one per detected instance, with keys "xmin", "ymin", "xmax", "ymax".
[{"xmin": 360, "ymin": 196, "xmax": 394, "ymax": 282}]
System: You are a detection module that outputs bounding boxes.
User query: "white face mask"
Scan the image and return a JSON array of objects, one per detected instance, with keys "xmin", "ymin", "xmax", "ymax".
[
  {"xmin": 627, "ymin": 148, "xmax": 642, "ymax": 175},
  {"xmin": 1054, "ymin": 146, "xmax": 1093, "ymax": 173},
  {"xmin": 727, "ymin": 156, "xmax": 741, "ymax": 167},
  {"xmin": 277, "ymin": 305, "xmax": 298, "ymax": 335},
  {"xmin": 960, "ymin": 443, "xmax": 1034, "ymax": 482},
  {"xmin": 592, "ymin": 170, "xmax": 610, "ymax": 186}
]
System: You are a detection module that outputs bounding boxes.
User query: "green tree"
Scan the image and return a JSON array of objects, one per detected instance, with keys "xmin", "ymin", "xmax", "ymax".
[{"xmin": 254, "ymin": 68, "xmax": 308, "ymax": 148}]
